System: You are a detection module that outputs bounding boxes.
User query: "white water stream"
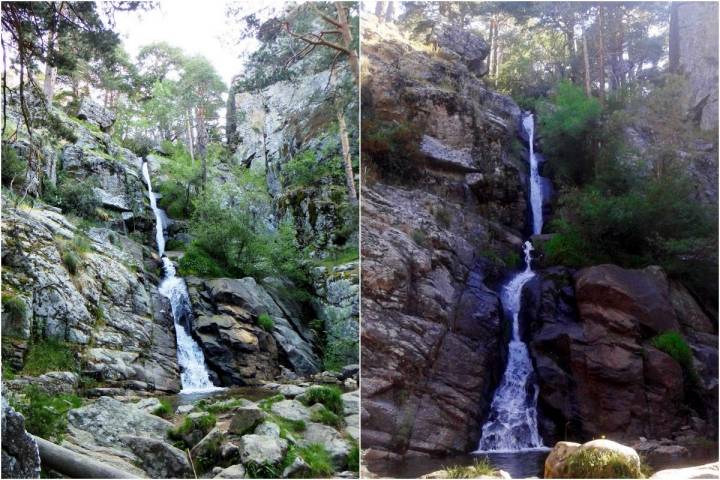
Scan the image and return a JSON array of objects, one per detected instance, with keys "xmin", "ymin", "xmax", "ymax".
[
  {"xmin": 141, "ymin": 161, "xmax": 218, "ymax": 393},
  {"xmin": 476, "ymin": 113, "xmax": 547, "ymax": 452}
]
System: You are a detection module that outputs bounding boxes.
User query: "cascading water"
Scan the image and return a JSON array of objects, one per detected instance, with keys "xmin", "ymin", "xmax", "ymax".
[
  {"xmin": 141, "ymin": 161, "xmax": 218, "ymax": 393},
  {"xmin": 476, "ymin": 113, "xmax": 546, "ymax": 452}
]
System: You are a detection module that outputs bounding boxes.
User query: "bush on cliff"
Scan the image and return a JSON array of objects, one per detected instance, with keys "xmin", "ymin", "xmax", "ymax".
[
  {"xmin": 362, "ymin": 117, "xmax": 425, "ymax": 182},
  {"xmin": 22, "ymin": 339, "xmax": 78, "ymax": 376},
  {"xmin": 651, "ymin": 331, "xmax": 698, "ymax": 384},
  {"xmin": 538, "ymin": 81, "xmax": 602, "ymax": 186}
]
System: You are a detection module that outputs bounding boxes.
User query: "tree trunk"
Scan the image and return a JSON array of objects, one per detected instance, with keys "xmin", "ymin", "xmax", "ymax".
[
  {"xmin": 375, "ymin": 1, "xmax": 386, "ymax": 18},
  {"xmin": 669, "ymin": 3, "xmax": 680, "ymax": 73},
  {"xmin": 43, "ymin": 7, "xmax": 60, "ymax": 105},
  {"xmin": 598, "ymin": 6, "xmax": 606, "ymax": 103},
  {"xmin": 582, "ymin": 25, "xmax": 592, "ymax": 97},
  {"xmin": 336, "ymin": 106, "xmax": 357, "ymax": 204},
  {"xmin": 185, "ymin": 110, "xmax": 195, "ymax": 163},
  {"xmin": 488, "ymin": 18, "xmax": 496, "ymax": 76},
  {"xmin": 335, "ymin": 2, "xmax": 359, "ymax": 85},
  {"xmin": 34, "ymin": 436, "xmax": 135, "ymax": 479},
  {"xmin": 384, "ymin": 2, "xmax": 394, "ymax": 22},
  {"xmin": 195, "ymin": 107, "xmax": 208, "ymax": 186}
]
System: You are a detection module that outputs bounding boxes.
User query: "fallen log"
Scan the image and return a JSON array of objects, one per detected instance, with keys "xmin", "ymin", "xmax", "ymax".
[{"xmin": 32, "ymin": 435, "xmax": 138, "ymax": 479}]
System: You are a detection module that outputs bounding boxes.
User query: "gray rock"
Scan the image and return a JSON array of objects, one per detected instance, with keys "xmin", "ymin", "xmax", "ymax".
[
  {"xmin": 282, "ymin": 456, "xmax": 311, "ymax": 478},
  {"xmin": 254, "ymin": 421, "xmax": 281, "ymax": 437},
  {"xmin": 1, "ymin": 398, "xmax": 41, "ymax": 479},
  {"xmin": 176, "ymin": 404, "xmax": 195, "ymax": 415},
  {"xmin": 340, "ymin": 364, "xmax": 359, "ymax": 380},
  {"xmin": 5, "ymin": 371, "xmax": 79, "ymax": 396},
  {"xmin": 432, "ymin": 27, "xmax": 490, "ymax": 76},
  {"xmin": 238, "ymin": 434, "xmax": 288, "ymax": 466},
  {"xmin": 341, "ymin": 391, "xmax": 359, "ymax": 416},
  {"xmin": 180, "ymin": 412, "xmax": 216, "ymax": 448},
  {"xmin": 228, "ymin": 406, "xmax": 266, "ymax": 435},
  {"xmin": 214, "ymin": 464, "xmax": 246, "ymax": 478},
  {"xmin": 77, "ymin": 97, "xmax": 116, "ymax": 131},
  {"xmin": 278, "ymin": 384, "xmax": 306, "ymax": 398},
  {"xmin": 121, "ymin": 435, "xmax": 193, "ymax": 478},
  {"xmin": 67, "ymin": 397, "xmax": 173, "ymax": 447},
  {"xmin": 270, "ymin": 400, "xmax": 311, "ymax": 422},
  {"xmin": 190, "ymin": 427, "xmax": 224, "ymax": 468},
  {"xmin": 298, "ymin": 423, "xmax": 350, "ymax": 470}
]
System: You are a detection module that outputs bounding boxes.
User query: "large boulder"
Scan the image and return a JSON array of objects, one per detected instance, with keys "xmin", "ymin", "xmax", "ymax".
[
  {"xmin": 76, "ymin": 97, "xmax": 116, "ymax": 131},
  {"xmin": 574, "ymin": 264, "xmax": 680, "ymax": 335},
  {"xmin": 270, "ymin": 400, "xmax": 311, "ymax": 422},
  {"xmin": 121, "ymin": 435, "xmax": 193, "ymax": 478},
  {"xmin": 66, "ymin": 397, "xmax": 173, "ymax": 446},
  {"xmin": 187, "ymin": 277, "xmax": 321, "ymax": 384},
  {"xmin": 545, "ymin": 439, "xmax": 641, "ymax": 479},
  {"xmin": 238, "ymin": 434, "xmax": 288, "ymax": 466},
  {"xmin": 432, "ymin": 27, "xmax": 490, "ymax": 77},
  {"xmin": 1, "ymin": 398, "xmax": 41, "ymax": 479},
  {"xmin": 297, "ymin": 423, "xmax": 351, "ymax": 470},
  {"xmin": 651, "ymin": 462, "xmax": 719, "ymax": 479}
]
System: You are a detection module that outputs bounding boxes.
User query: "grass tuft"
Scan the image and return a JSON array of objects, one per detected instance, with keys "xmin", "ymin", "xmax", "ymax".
[
  {"xmin": 301, "ymin": 386, "xmax": 343, "ymax": 415},
  {"xmin": 565, "ymin": 448, "xmax": 642, "ymax": 479},
  {"xmin": 444, "ymin": 458, "xmax": 496, "ymax": 478}
]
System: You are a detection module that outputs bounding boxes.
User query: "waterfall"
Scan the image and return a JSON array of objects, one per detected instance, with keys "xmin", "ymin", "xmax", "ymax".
[
  {"xmin": 476, "ymin": 113, "xmax": 546, "ymax": 452},
  {"xmin": 141, "ymin": 161, "xmax": 218, "ymax": 393}
]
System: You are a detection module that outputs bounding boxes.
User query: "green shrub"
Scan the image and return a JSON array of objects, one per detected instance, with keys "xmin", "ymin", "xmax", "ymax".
[
  {"xmin": 411, "ymin": 229, "xmax": 427, "ymax": 247},
  {"xmin": 244, "ymin": 462, "xmax": 282, "ymax": 479},
  {"xmin": 257, "ymin": 313, "xmax": 274, "ymax": 332},
  {"xmin": 282, "ymin": 149, "xmax": 344, "ymax": 187},
  {"xmin": 433, "ymin": 206, "xmax": 452, "ymax": 228},
  {"xmin": 22, "ymin": 339, "xmax": 78, "ymax": 375},
  {"xmin": 152, "ymin": 399, "xmax": 173, "ymax": 418},
  {"xmin": 310, "ymin": 405, "xmax": 343, "ymax": 428},
  {"xmin": 297, "ymin": 443, "xmax": 334, "ymax": 477},
  {"xmin": 58, "ymin": 179, "xmax": 100, "ymax": 218},
  {"xmin": 258, "ymin": 394, "xmax": 285, "ymax": 413},
  {"xmin": 362, "ymin": 118, "xmax": 425, "ymax": 182},
  {"xmin": 2, "ymin": 294, "xmax": 27, "ymax": 324},
  {"xmin": 564, "ymin": 448, "xmax": 642, "ymax": 478},
  {"xmin": 1, "ymin": 143, "xmax": 26, "ymax": 186},
  {"xmin": 11, "ymin": 386, "xmax": 82, "ymax": 441},
  {"xmin": 652, "ymin": 331, "xmax": 698, "ymax": 382},
  {"xmin": 538, "ymin": 81, "xmax": 602, "ymax": 186},
  {"xmin": 323, "ymin": 337, "xmax": 358, "ymax": 373},
  {"xmin": 301, "ymin": 386, "xmax": 343, "ymax": 415},
  {"xmin": 167, "ymin": 413, "xmax": 216, "ymax": 442},
  {"xmin": 444, "ymin": 458, "xmax": 496, "ymax": 478},
  {"xmin": 62, "ymin": 250, "xmax": 80, "ymax": 275},
  {"xmin": 178, "ymin": 242, "xmax": 230, "ymax": 278},
  {"xmin": 347, "ymin": 443, "xmax": 360, "ymax": 473},
  {"xmin": 165, "ymin": 239, "xmax": 186, "ymax": 251},
  {"xmin": 273, "ymin": 416, "xmax": 306, "ymax": 437}
]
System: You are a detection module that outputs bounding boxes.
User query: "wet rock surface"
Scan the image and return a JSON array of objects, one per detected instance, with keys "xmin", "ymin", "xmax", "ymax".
[{"xmin": 361, "ymin": 16, "xmax": 527, "ymax": 472}]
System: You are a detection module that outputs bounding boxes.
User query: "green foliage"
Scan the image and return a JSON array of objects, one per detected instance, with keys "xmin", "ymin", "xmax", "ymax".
[
  {"xmin": 348, "ymin": 443, "xmax": 360, "ymax": 473},
  {"xmin": 183, "ymin": 185, "xmax": 306, "ymax": 283},
  {"xmin": 168, "ymin": 413, "xmax": 217, "ymax": 444},
  {"xmin": 244, "ymin": 462, "xmax": 282, "ymax": 479},
  {"xmin": 272, "ymin": 416, "xmax": 307, "ymax": 438},
  {"xmin": 323, "ymin": 337, "xmax": 358, "ymax": 373},
  {"xmin": 11, "ymin": 386, "xmax": 82, "ymax": 441},
  {"xmin": 282, "ymin": 149, "xmax": 344, "ymax": 188},
  {"xmin": 651, "ymin": 331, "xmax": 697, "ymax": 380},
  {"xmin": 177, "ymin": 242, "xmax": 230, "ymax": 277},
  {"xmin": 258, "ymin": 394, "xmax": 285, "ymax": 413},
  {"xmin": 296, "ymin": 443, "xmax": 334, "ymax": 477},
  {"xmin": 310, "ymin": 405, "xmax": 343, "ymax": 428},
  {"xmin": 433, "ymin": 206, "xmax": 452, "ymax": 228},
  {"xmin": 444, "ymin": 458, "xmax": 496, "ymax": 478},
  {"xmin": 257, "ymin": 313, "xmax": 274, "ymax": 332},
  {"xmin": 538, "ymin": 81, "xmax": 602, "ymax": 185},
  {"xmin": 1, "ymin": 143, "xmax": 26, "ymax": 186},
  {"xmin": 411, "ymin": 229, "xmax": 427, "ymax": 246},
  {"xmin": 315, "ymin": 246, "xmax": 359, "ymax": 268},
  {"xmin": 301, "ymin": 386, "xmax": 343, "ymax": 415},
  {"xmin": 2, "ymin": 294, "xmax": 27, "ymax": 324},
  {"xmin": 165, "ymin": 239, "xmax": 186, "ymax": 251},
  {"xmin": 565, "ymin": 448, "xmax": 643, "ymax": 479},
  {"xmin": 22, "ymin": 339, "xmax": 78, "ymax": 376},
  {"xmin": 62, "ymin": 250, "xmax": 80, "ymax": 275},
  {"xmin": 56, "ymin": 179, "xmax": 101, "ymax": 218},
  {"xmin": 152, "ymin": 399, "xmax": 173, "ymax": 419},
  {"xmin": 362, "ymin": 118, "xmax": 425, "ymax": 182}
]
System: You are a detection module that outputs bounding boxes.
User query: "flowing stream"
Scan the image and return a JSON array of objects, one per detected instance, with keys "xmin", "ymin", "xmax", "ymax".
[
  {"xmin": 475, "ymin": 113, "xmax": 547, "ymax": 452},
  {"xmin": 141, "ymin": 161, "xmax": 218, "ymax": 393}
]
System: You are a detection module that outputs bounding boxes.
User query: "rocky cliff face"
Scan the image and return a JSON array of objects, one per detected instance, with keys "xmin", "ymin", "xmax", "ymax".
[
  {"xmin": 523, "ymin": 264, "xmax": 718, "ymax": 452},
  {"xmin": 226, "ymin": 59, "xmax": 359, "ymax": 372},
  {"xmin": 360, "ymin": 17, "xmax": 527, "ymax": 472},
  {"xmin": 670, "ymin": 2, "xmax": 719, "ymax": 131},
  {"xmin": 2, "ymin": 98, "xmax": 180, "ymax": 394}
]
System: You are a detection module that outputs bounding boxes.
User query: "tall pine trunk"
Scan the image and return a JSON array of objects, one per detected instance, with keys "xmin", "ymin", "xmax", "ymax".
[
  {"xmin": 336, "ymin": 106, "xmax": 357, "ymax": 204},
  {"xmin": 582, "ymin": 25, "xmax": 592, "ymax": 97},
  {"xmin": 598, "ymin": 6, "xmax": 606, "ymax": 104},
  {"xmin": 336, "ymin": 3, "xmax": 359, "ymax": 85}
]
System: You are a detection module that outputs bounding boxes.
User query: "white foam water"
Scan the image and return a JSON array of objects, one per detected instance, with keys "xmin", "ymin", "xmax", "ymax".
[
  {"xmin": 476, "ymin": 112, "xmax": 548, "ymax": 453},
  {"xmin": 141, "ymin": 160, "xmax": 218, "ymax": 393}
]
